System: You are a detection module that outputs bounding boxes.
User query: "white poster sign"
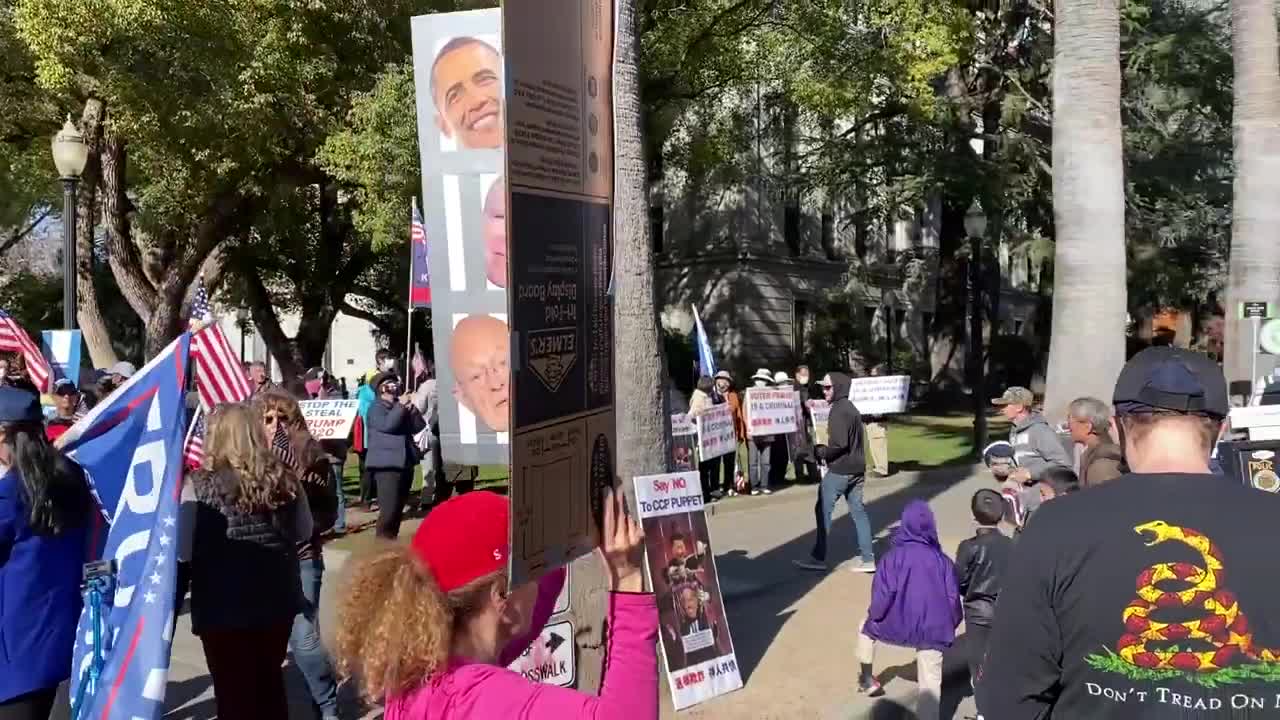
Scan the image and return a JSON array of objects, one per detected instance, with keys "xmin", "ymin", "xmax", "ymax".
[
  {"xmin": 671, "ymin": 413, "xmax": 696, "ymax": 436},
  {"xmin": 807, "ymin": 400, "xmax": 831, "ymax": 446},
  {"xmin": 298, "ymin": 400, "xmax": 360, "ymax": 440},
  {"xmin": 744, "ymin": 388, "xmax": 798, "ymax": 437},
  {"xmin": 507, "ymin": 619, "xmax": 575, "ymax": 687},
  {"xmin": 695, "ymin": 404, "xmax": 737, "ymax": 461},
  {"xmin": 849, "ymin": 375, "xmax": 910, "ymax": 415},
  {"xmin": 634, "ymin": 472, "xmax": 743, "ymax": 710}
]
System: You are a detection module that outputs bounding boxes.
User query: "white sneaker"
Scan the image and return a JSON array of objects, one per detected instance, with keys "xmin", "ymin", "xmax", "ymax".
[
  {"xmin": 761, "ymin": 488, "xmax": 773, "ymax": 495},
  {"xmin": 849, "ymin": 559, "xmax": 877, "ymax": 573},
  {"xmin": 751, "ymin": 489, "xmax": 762, "ymax": 496},
  {"xmin": 727, "ymin": 489, "xmax": 738, "ymax": 497}
]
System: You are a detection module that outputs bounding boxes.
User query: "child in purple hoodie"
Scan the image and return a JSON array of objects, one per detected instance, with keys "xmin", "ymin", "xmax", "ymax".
[{"xmin": 856, "ymin": 500, "xmax": 962, "ymax": 720}]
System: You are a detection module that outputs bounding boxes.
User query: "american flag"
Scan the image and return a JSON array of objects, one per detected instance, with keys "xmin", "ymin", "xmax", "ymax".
[
  {"xmin": 410, "ymin": 199, "xmax": 431, "ymax": 308},
  {"xmin": 0, "ymin": 309, "xmax": 51, "ymax": 392},
  {"xmin": 183, "ymin": 410, "xmax": 205, "ymax": 469},
  {"xmin": 189, "ymin": 281, "xmax": 252, "ymax": 409},
  {"xmin": 271, "ymin": 421, "xmax": 297, "ymax": 469}
]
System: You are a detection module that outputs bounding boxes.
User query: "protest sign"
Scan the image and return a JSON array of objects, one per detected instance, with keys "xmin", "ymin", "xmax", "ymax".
[
  {"xmin": 507, "ymin": 619, "xmax": 575, "ymax": 687},
  {"xmin": 298, "ymin": 399, "xmax": 360, "ymax": 440},
  {"xmin": 504, "ymin": 0, "xmax": 616, "ymax": 586},
  {"xmin": 410, "ymin": 8, "xmax": 509, "ymax": 466},
  {"xmin": 695, "ymin": 404, "xmax": 736, "ymax": 461},
  {"xmin": 785, "ymin": 391, "xmax": 807, "ymax": 459},
  {"xmin": 634, "ymin": 472, "xmax": 743, "ymax": 710},
  {"xmin": 672, "ymin": 413, "xmax": 697, "ymax": 471},
  {"xmin": 849, "ymin": 375, "xmax": 910, "ymax": 415},
  {"xmin": 744, "ymin": 387, "xmax": 798, "ymax": 437},
  {"xmin": 807, "ymin": 400, "xmax": 830, "ymax": 446}
]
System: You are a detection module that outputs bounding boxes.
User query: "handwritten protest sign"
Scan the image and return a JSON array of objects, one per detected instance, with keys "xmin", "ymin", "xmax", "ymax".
[
  {"xmin": 634, "ymin": 472, "xmax": 743, "ymax": 710},
  {"xmin": 849, "ymin": 375, "xmax": 910, "ymax": 415},
  {"xmin": 807, "ymin": 400, "xmax": 831, "ymax": 446},
  {"xmin": 695, "ymin": 404, "xmax": 736, "ymax": 461},
  {"xmin": 671, "ymin": 413, "xmax": 697, "ymax": 471},
  {"xmin": 298, "ymin": 400, "xmax": 360, "ymax": 440},
  {"xmin": 744, "ymin": 388, "xmax": 797, "ymax": 437}
]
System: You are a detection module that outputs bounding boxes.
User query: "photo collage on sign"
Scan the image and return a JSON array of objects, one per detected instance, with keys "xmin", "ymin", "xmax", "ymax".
[{"xmin": 411, "ymin": 9, "xmax": 510, "ymax": 466}]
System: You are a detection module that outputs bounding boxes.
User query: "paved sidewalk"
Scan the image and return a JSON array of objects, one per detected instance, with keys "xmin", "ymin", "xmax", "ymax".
[{"xmin": 161, "ymin": 464, "xmax": 993, "ymax": 719}]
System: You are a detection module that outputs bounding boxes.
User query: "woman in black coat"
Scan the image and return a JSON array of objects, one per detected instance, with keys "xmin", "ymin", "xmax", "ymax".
[{"xmin": 363, "ymin": 372, "xmax": 426, "ymax": 539}]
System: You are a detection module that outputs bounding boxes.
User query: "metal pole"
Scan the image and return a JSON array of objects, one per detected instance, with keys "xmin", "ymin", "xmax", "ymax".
[
  {"xmin": 62, "ymin": 178, "xmax": 78, "ymax": 330},
  {"xmin": 969, "ymin": 232, "xmax": 987, "ymax": 453},
  {"xmin": 1251, "ymin": 315, "xmax": 1261, "ymax": 401},
  {"xmin": 239, "ymin": 323, "xmax": 246, "ymax": 364}
]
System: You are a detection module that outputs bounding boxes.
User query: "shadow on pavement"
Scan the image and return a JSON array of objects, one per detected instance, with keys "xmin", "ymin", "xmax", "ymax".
[{"xmin": 712, "ymin": 463, "xmax": 976, "ymax": 689}]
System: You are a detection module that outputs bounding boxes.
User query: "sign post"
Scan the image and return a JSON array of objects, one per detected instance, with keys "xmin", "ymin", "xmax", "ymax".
[{"xmin": 1240, "ymin": 302, "xmax": 1276, "ymax": 399}]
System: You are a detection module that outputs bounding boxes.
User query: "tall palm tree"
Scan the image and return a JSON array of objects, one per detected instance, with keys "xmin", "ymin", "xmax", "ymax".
[
  {"xmin": 1225, "ymin": 0, "xmax": 1280, "ymax": 392},
  {"xmin": 1042, "ymin": 0, "xmax": 1128, "ymax": 424}
]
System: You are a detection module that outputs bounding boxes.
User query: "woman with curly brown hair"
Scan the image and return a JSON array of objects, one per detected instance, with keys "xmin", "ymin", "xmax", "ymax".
[
  {"xmin": 185, "ymin": 402, "xmax": 312, "ymax": 720},
  {"xmin": 252, "ymin": 388, "xmax": 342, "ymax": 720},
  {"xmin": 333, "ymin": 488, "xmax": 657, "ymax": 720}
]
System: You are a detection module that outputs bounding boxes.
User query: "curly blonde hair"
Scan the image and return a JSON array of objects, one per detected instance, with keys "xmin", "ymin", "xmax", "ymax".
[
  {"xmin": 198, "ymin": 402, "xmax": 300, "ymax": 514},
  {"xmin": 333, "ymin": 545, "xmax": 505, "ymax": 700}
]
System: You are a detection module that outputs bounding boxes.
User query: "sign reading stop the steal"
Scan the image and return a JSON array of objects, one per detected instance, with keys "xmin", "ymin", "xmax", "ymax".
[{"xmin": 298, "ymin": 400, "xmax": 360, "ymax": 440}]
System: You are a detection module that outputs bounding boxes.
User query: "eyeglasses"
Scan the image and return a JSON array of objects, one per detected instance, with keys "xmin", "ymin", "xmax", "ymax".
[{"xmin": 263, "ymin": 413, "xmax": 292, "ymax": 425}]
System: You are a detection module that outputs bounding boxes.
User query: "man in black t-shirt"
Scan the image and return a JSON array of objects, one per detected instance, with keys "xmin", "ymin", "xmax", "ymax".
[{"xmin": 980, "ymin": 347, "xmax": 1280, "ymax": 718}]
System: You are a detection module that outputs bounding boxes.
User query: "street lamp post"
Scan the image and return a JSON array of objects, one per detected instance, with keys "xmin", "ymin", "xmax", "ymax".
[
  {"xmin": 236, "ymin": 308, "xmax": 250, "ymax": 363},
  {"xmin": 51, "ymin": 116, "xmax": 89, "ymax": 330},
  {"xmin": 964, "ymin": 201, "xmax": 988, "ymax": 454}
]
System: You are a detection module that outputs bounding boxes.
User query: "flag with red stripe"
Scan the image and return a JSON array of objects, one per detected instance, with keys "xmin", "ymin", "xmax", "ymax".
[
  {"xmin": 0, "ymin": 310, "xmax": 52, "ymax": 392},
  {"xmin": 183, "ymin": 409, "xmax": 205, "ymax": 469},
  {"xmin": 188, "ymin": 281, "xmax": 252, "ymax": 409},
  {"xmin": 410, "ymin": 199, "xmax": 431, "ymax": 308}
]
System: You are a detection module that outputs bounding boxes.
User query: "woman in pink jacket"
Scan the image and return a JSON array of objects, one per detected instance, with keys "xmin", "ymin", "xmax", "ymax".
[{"xmin": 334, "ymin": 488, "xmax": 657, "ymax": 720}]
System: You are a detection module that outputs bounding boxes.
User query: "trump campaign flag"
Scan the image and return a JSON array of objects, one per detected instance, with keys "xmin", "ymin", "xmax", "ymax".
[
  {"xmin": 60, "ymin": 333, "xmax": 191, "ymax": 720},
  {"xmin": 410, "ymin": 198, "xmax": 431, "ymax": 308},
  {"xmin": 692, "ymin": 305, "xmax": 717, "ymax": 378}
]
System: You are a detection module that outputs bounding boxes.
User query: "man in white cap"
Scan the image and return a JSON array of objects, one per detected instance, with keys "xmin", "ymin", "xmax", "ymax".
[{"xmin": 746, "ymin": 369, "xmax": 777, "ymax": 495}]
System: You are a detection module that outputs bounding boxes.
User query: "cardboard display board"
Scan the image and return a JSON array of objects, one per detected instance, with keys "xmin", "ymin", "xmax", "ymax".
[
  {"xmin": 504, "ymin": 0, "xmax": 616, "ymax": 586},
  {"xmin": 695, "ymin": 404, "xmax": 737, "ymax": 461},
  {"xmin": 410, "ymin": 9, "xmax": 509, "ymax": 467},
  {"xmin": 849, "ymin": 375, "xmax": 910, "ymax": 415},
  {"xmin": 298, "ymin": 400, "xmax": 360, "ymax": 440},
  {"xmin": 634, "ymin": 472, "xmax": 743, "ymax": 710},
  {"xmin": 672, "ymin": 413, "xmax": 697, "ymax": 471},
  {"xmin": 807, "ymin": 400, "xmax": 830, "ymax": 446},
  {"xmin": 744, "ymin": 388, "xmax": 798, "ymax": 437}
]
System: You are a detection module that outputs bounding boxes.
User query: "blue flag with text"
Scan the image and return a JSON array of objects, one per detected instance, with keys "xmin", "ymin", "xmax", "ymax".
[{"xmin": 61, "ymin": 333, "xmax": 190, "ymax": 720}]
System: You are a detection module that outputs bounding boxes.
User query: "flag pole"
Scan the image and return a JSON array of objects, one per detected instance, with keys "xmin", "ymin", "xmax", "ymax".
[{"xmin": 405, "ymin": 198, "xmax": 418, "ymax": 394}]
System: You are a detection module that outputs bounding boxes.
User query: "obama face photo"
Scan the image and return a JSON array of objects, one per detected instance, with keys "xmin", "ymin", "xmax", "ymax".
[
  {"xmin": 431, "ymin": 36, "xmax": 503, "ymax": 150},
  {"xmin": 451, "ymin": 314, "xmax": 510, "ymax": 431}
]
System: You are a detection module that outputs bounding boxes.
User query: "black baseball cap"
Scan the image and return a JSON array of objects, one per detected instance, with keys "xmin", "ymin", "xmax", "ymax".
[
  {"xmin": 52, "ymin": 379, "xmax": 79, "ymax": 396},
  {"xmin": 1112, "ymin": 347, "xmax": 1228, "ymax": 418}
]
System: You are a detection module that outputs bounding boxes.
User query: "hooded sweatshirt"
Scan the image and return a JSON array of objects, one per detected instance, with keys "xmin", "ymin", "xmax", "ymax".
[
  {"xmin": 818, "ymin": 373, "xmax": 865, "ymax": 477},
  {"xmin": 1008, "ymin": 412, "xmax": 1071, "ymax": 481},
  {"xmin": 862, "ymin": 500, "xmax": 962, "ymax": 652},
  {"xmin": 384, "ymin": 569, "xmax": 658, "ymax": 720}
]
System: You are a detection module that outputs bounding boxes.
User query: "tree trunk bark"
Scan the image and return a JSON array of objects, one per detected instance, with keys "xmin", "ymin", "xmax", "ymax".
[
  {"xmin": 1042, "ymin": 0, "xmax": 1128, "ymax": 425},
  {"xmin": 567, "ymin": 0, "xmax": 670, "ymax": 694},
  {"xmin": 100, "ymin": 128, "xmax": 158, "ymax": 322},
  {"xmin": 1225, "ymin": 0, "xmax": 1280, "ymax": 392},
  {"xmin": 73, "ymin": 98, "xmax": 119, "ymax": 368}
]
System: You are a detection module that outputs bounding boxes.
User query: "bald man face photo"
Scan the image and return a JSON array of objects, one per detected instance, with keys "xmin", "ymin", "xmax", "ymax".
[
  {"xmin": 432, "ymin": 37, "xmax": 503, "ymax": 150},
  {"xmin": 483, "ymin": 176, "xmax": 507, "ymax": 288},
  {"xmin": 451, "ymin": 315, "xmax": 510, "ymax": 431}
]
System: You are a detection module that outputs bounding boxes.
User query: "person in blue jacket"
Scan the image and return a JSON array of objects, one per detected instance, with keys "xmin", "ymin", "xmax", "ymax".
[{"xmin": 0, "ymin": 385, "xmax": 92, "ymax": 719}]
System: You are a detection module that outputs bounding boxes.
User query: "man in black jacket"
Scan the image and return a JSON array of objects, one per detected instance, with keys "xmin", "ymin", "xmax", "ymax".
[{"xmin": 794, "ymin": 372, "xmax": 876, "ymax": 573}]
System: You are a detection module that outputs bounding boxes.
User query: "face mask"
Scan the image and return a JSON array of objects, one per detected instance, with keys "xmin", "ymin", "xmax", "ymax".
[
  {"xmin": 381, "ymin": 358, "xmax": 397, "ymax": 371},
  {"xmin": 797, "ymin": 375, "xmax": 810, "ymax": 385}
]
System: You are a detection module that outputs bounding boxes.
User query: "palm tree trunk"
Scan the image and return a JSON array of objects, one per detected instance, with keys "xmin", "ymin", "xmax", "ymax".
[
  {"xmin": 1225, "ymin": 0, "xmax": 1280, "ymax": 392},
  {"xmin": 1042, "ymin": 0, "xmax": 1128, "ymax": 425}
]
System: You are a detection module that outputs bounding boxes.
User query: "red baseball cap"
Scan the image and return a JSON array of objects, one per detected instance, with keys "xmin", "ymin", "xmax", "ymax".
[{"xmin": 410, "ymin": 491, "xmax": 510, "ymax": 592}]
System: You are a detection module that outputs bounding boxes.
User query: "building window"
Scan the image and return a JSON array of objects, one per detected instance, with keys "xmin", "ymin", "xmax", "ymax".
[
  {"xmin": 650, "ymin": 205, "xmax": 664, "ymax": 254},
  {"xmin": 793, "ymin": 299, "xmax": 810, "ymax": 354},
  {"xmin": 784, "ymin": 201, "xmax": 801, "ymax": 256},
  {"xmin": 820, "ymin": 211, "xmax": 834, "ymax": 254}
]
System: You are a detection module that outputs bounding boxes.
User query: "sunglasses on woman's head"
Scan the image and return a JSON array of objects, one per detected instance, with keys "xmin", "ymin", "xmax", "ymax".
[{"xmin": 263, "ymin": 413, "xmax": 292, "ymax": 424}]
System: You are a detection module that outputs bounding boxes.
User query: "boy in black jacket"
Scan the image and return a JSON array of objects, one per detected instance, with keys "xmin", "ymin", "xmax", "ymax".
[{"xmin": 955, "ymin": 488, "xmax": 1012, "ymax": 708}]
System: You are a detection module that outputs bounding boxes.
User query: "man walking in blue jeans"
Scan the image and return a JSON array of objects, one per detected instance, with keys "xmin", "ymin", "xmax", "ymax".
[{"xmin": 794, "ymin": 372, "xmax": 876, "ymax": 573}]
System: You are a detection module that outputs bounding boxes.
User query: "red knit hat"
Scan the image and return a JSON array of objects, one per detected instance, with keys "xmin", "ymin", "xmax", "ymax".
[{"xmin": 409, "ymin": 491, "xmax": 510, "ymax": 592}]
